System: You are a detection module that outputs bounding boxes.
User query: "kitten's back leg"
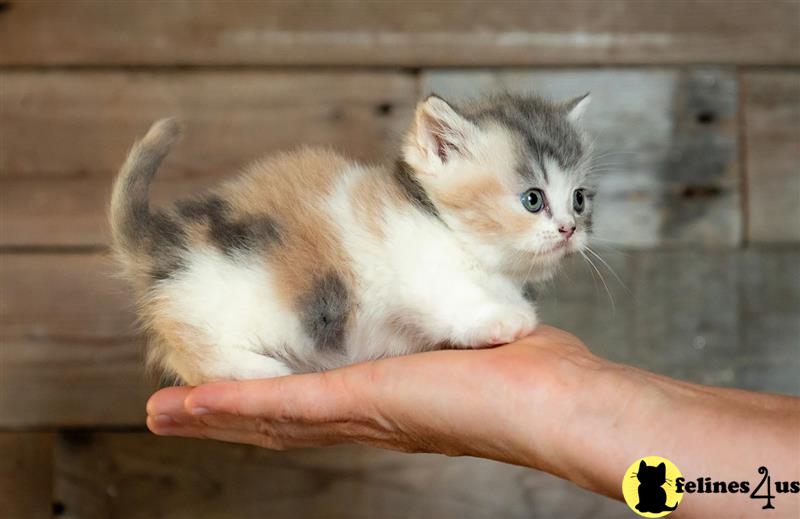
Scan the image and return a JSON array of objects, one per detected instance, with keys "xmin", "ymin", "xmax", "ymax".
[
  {"xmin": 165, "ymin": 347, "xmax": 292, "ymax": 385},
  {"xmin": 147, "ymin": 319, "xmax": 292, "ymax": 385}
]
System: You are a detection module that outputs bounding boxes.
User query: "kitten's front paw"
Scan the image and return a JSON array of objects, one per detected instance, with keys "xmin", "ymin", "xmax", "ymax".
[{"xmin": 456, "ymin": 306, "xmax": 538, "ymax": 348}]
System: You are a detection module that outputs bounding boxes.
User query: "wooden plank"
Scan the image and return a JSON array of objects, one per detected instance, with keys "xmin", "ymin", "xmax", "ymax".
[
  {"xmin": 0, "ymin": 70, "xmax": 416, "ymax": 178},
  {"xmin": 0, "ymin": 433, "xmax": 53, "ymax": 519},
  {"xmin": 0, "ymin": 1, "xmax": 797, "ymax": 66},
  {"xmin": 0, "ymin": 253, "xmax": 151, "ymax": 427},
  {"xmin": 743, "ymin": 72, "xmax": 800, "ymax": 243},
  {"xmin": 628, "ymin": 248, "xmax": 800, "ymax": 395},
  {"xmin": 0, "ymin": 176, "xmax": 218, "ymax": 247},
  {"xmin": 738, "ymin": 249, "xmax": 800, "ymax": 395},
  {"xmin": 0, "ymin": 70, "xmax": 416, "ymax": 246},
  {"xmin": 423, "ymin": 68, "xmax": 741, "ymax": 248},
  {"xmin": 53, "ymin": 432, "xmax": 628, "ymax": 519},
  {"xmin": 631, "ymin": 250, "xmax": 743, "ymax": 387},
  {"xmin": 537, "ymin": 248, "xmax": 636, "ymax": 363}
]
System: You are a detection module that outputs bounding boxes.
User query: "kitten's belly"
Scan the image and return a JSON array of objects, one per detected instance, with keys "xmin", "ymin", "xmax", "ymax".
[{"xmin": 152, "ymin": 247, "xmax": 418, "ymax": 379}]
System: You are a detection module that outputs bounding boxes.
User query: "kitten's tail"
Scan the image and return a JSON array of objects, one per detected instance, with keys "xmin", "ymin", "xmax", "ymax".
[{"xmin": 109, "ymin": 118, "xmax": 182, "ymax": 256}]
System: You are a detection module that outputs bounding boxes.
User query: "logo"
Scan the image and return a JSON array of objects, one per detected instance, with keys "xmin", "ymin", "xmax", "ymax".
[
  {"xmin": 623, "ymin": 458, "xmax": 800, "ymax": 516},
  {"xmin": 622, "ymin": 456, "xmax": 684, "ymax": 517}
]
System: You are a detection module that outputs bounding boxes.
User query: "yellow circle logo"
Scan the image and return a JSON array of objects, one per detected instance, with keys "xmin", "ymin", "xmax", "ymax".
[{"xmin": 622, "ymin": 456, "xmax": 684, "ymax": 517}]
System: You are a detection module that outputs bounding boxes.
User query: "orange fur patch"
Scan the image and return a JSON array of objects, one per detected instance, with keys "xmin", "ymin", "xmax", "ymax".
[{"xmin": 220, "ymin": 148, "xmax": 356, "ymax": 308}]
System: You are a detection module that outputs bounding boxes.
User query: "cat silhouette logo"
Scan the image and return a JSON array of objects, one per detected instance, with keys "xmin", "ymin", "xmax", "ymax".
[{"xmin": 622, "ymin": 456, "xmax": 684, "ymax": 517}]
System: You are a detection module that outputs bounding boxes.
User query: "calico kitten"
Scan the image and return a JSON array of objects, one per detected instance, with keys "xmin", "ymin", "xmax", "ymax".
[{"xmin": 110, "ymin": 92, "xmax": 594, "ymax": 384}]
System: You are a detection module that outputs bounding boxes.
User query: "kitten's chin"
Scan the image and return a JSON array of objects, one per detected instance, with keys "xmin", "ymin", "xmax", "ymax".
[{"xmin": 502, "ymin": 249, "xmax": 566, "ymax": 281}]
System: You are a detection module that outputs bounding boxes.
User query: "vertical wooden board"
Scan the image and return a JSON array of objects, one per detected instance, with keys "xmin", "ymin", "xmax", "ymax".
[
  {"xmin": 54, "ymin": 432, "xmax": 628, "ymax": 519},
  {"xmin": 422, "ymin": 69, "xmax": 741, "ymax": 248},
  {"xmin": 743, "ymin": 72, "xmax": 800, "ymax": 243},
  {"xmin": 738, "ymin": 249, "xmax": 800, "ymax": 395},
  {"xmin": 0, "ymin": 433, "xmax": 53, "ymax": 519},
  {"xmin": 630, "ymin": 251, "xmax": 742, "ymax": 386},
  {"xmin": 0, "ymin": 253, "xmax": 150, "ymax": 427}
]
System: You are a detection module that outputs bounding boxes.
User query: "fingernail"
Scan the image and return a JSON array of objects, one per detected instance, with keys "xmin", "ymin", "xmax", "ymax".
[
  {"xmin": 190, "ymin": 407, "xmax": 210, "ymax": 416},
  {"xmin": 153, "ymin": 414, "xmax": 175, "ymax": 426}
]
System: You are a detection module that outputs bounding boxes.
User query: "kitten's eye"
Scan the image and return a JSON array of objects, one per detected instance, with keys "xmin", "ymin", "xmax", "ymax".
[
  {"xmin": 573, "ymin": 189, "xmax": 586, "ymax": 214},
  {"xmin": 521, "ymin": 188, "xmax": 545, "ymax": 213}
]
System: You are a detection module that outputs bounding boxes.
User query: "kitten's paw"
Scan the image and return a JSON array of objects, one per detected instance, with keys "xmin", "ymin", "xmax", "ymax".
[{"xmin": 456, "ymin": 306, "xmax": 538, "ymax": 348}]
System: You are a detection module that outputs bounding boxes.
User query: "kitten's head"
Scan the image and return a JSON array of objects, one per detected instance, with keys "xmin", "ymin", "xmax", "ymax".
[{"xmin": 403, "ymin": 92, "xmax": 594, "ymax": 279}]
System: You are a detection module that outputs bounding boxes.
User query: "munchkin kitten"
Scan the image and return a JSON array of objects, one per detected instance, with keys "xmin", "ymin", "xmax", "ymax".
[{"xmin": 110, "ymin": 92, "xmax": 595, "ymax": 384}]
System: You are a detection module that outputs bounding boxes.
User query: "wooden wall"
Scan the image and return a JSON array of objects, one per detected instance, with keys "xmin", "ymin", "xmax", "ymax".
[{"xmin": 1, "ymin": 1, "xmax": 798, "ymax": 518}]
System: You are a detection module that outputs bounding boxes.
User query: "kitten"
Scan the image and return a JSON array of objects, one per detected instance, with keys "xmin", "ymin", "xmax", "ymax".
[{"xmin": 110, "ymin": 92, "xmax": 594, "ymax": 384}]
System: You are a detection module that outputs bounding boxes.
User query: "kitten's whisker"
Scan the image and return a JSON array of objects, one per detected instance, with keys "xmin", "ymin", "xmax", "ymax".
[
  {"xmin": 579, "ymin": 250, "xmax": 601, "ymax": 298},
  {"xmin": 585, "ymin": 246, "xmax": 630, "ymax": 294},
  {"xmin": 591, "ymin": 150, "xmax": 638, "ymax": 160},
  {"xmin": 580, "ymin": 250, "xmax": 616, "ymax": 313}
]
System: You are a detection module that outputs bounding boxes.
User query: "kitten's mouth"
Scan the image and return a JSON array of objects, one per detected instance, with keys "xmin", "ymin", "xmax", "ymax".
[{"xmin": 539, "ymin": 241, "xmax": 569, "ymax": 256}]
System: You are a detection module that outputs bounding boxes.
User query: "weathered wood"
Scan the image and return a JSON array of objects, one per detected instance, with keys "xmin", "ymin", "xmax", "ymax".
[
  {"xmin": 1, "ymin": 1, "xmax": 797, "ymax": 66},
  {"xmin": 1, "ymin": 70, "xmax": 415, "ymax": 178},
  {"xmin": 629, "ymin": 248, "xmax": 800, "ymax": 395},
  {"xmin": 54, "ymin": 432, "xmax": 628, "ymax": 519},
  {"xmin": 0, "ymin": 176, "xmax": 219, "ymax": 247},
  {"xmin": 743, "ymin": 72, "xmax": 800, "ymax": 243},
  {"xmin": 423, "ymin": 68, "xmax": 741, "ymax": 247},
  {"xmin": 631, "ymin": 250, "xmax": 742, "ymax": 386},
  {"xmin": 738, "ymin": 249, "xmax": 800, "ymax": 395},
  {"xmin": 0, "ymin": 253, "xmax": 151, "ymax": 427},
  {"xmin": 0, "ymin": 433, "xmax": 53, "ymax": 519},
  {"xmin": 537, "ymin": 249, "xmax": 636, "ymax": 363},
  {"xmin": 0, "ymin": 70, "xmax": 416, "ymax": 246}
]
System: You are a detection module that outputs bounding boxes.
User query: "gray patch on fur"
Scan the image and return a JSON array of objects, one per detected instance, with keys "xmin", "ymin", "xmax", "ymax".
[
  {"xmin": 144, "ymin": 211, "xmax": 186, "ymax": 280},
  {"xmin": 522, "ymin": 282, "xmax": 538, "ymax": 306},
  {"xmin": 178, "ymin": 195, "xmax": 282, "ymax": 256},
  {"xmin": 300, "ymin": 273, "xmax": 351, "ymax": 353},
  {"xmin": 393, "ymin": 160, "xmax": 441, "ymax": 219},
  {"xmin": 462, "ymin": 94, "xmax": 585, "ymax": 181}
]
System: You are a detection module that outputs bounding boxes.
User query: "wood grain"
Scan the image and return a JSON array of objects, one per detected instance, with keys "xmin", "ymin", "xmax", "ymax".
[
  {"xmin": 0, "ymin": 253, "xmax": 151, "ymax": 427},
  {"xmin": 423, "ymin": 68, "xmax": 741, "ymax": 247},
  {"xmin": 743, "ymin": 72, "xmax": 800, "ymax": 243},
  {"xmin": 53, "ymin": 432, "xmax": 628, "ymax": 519},
  {"xmin": 1, "ymin": 1, "xmax": 797, "ymax": 66},
  {"xmin": 0, "ymin": 433, "xmax": 53, "ymax": 519},
  {"xmin": 0, "ymin": 70, "xmax": 415, "ymax": 246}
]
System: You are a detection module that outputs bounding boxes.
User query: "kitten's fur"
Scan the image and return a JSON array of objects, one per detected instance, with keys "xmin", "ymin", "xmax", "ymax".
[{"xmin": 110, "ymin": 93, "xmax": 594, "ymax": 384}]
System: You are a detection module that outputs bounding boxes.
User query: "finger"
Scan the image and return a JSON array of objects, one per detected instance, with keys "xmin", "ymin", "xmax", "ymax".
[
  {"xmin": 184, "ymin": 369, "xmax": 359, "ymax": 422},
  {"xmin": 146, "ymin": 385, "xmax": 195, "ymax": 424},
  {"xmin": 147, "ymin": 415, "xmax": 267, "ymax": 446},
  {"xmin": 146, "ymin": 414, "xmax": 352, "ymax": 449}
]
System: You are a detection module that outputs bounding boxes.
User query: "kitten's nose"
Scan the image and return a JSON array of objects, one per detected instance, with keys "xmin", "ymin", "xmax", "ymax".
[{"xmin": 558, "ymin": 223, "xmax": 576, "ymax": 239}]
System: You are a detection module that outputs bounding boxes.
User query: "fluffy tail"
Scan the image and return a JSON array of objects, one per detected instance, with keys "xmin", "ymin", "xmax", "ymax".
[{"xmin": 110, "ymin": 118, "xmax": 182, "ymax": 255}]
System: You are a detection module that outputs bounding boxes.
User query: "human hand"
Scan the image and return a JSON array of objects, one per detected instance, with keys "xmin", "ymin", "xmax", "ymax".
[{"xmin": 146, "ymin": 325, "xmax": 600, "ymax": 472}]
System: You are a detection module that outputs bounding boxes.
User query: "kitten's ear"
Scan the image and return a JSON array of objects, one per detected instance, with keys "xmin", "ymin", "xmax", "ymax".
[
  {"xmin": 408, "ymin": 94, "xmax": 475, "ymax": 167},
  {"xmin": 565, "ymin": 92, "xmax": 591, "ymax": 123},
  {"xmin": 638, "ymin": 460, "xmax": 647, "ymax": 471},
  {"xmin": 657, "ymin": 463, "xmax": 666, "ymax": 476}
]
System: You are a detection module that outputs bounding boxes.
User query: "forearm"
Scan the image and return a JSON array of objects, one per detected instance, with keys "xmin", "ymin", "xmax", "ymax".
[{"xmin": 530, "ymin": 354, "xmax": 800, "ymax": 517}]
